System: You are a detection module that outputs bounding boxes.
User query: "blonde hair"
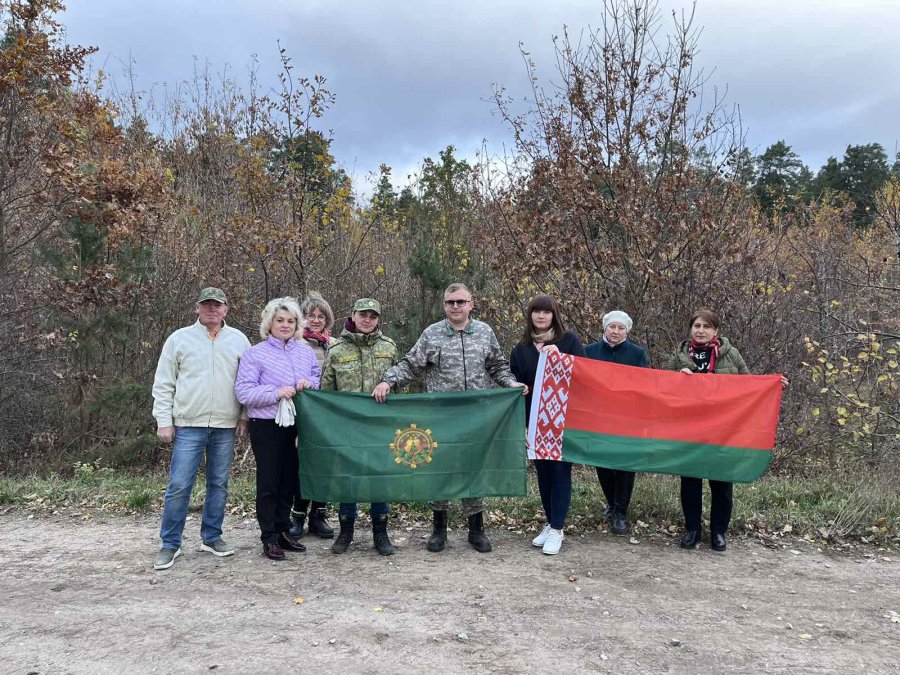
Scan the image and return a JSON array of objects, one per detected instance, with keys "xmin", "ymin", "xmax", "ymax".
[
  {"xmin": 259, "ymin": 297, "xmax": 304, "ymax": 340},
  {"xmin": 300, "ymin": 291, "xmax": 335, "ymax": 332}
]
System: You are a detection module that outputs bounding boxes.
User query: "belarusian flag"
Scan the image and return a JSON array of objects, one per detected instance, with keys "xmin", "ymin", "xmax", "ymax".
[
  {"xmin": 297, "ymin": 388, "xmax": 526, "ymax": 502},
  {"xmin": 528, "ymin": 352, "xmax": 782, "ymax": 482}
]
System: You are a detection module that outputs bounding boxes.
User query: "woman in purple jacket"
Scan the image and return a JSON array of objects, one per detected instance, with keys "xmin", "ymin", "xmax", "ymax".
[{"xmin": 236, "ymin": 297, "xmax": 321, "ymax": 561}]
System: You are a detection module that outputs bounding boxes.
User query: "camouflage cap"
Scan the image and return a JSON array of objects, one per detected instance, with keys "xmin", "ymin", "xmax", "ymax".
[
  {"xmin": 352, "ymin": 298, "xmax": 381, "ymax": 314},
  {"xmin": 197, "ymin": 287, "xmax": 228, "ymax": 304}
]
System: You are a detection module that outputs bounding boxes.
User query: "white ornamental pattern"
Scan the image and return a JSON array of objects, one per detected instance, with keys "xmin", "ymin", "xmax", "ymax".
[{"xmin": 533, "ymin": 351, "xmax": 575, "ymax": 460}]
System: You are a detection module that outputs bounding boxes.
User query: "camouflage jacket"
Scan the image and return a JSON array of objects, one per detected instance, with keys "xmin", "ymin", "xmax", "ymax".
[
  {"xmin": 382, "ymin": 318, "xmax": 517, "ymax": 392},
  {"xmin": 320, "ymin": 328, "xmax": 399, "ymax": 393}
]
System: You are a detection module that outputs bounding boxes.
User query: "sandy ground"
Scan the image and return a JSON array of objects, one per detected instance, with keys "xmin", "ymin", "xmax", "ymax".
[{"xmin": 1, "ymin": 512, "xmax": 898, "ymax": 674}]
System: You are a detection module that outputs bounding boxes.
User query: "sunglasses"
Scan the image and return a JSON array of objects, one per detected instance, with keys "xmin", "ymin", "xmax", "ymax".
[{"xmin": 443, "ymin": 299, "xmax": 471, "ymax": 307}]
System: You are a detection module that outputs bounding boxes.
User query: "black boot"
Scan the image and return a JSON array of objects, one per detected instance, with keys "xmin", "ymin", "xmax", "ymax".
[
  {"xmin": 308, "ymin": 507, "xmax": 335, "ymax": 539},
  {"xmin": 288, "ymin": 510, "xmax": 306, "ymax": 538},
  {"xmin": 467, "ymin": 511, "xmax": 492, "ymax": 553},
  {"xmin": 427, "ymin": 510, "xmax": 448, "ymax": 552},
  {"xmin": 711, "ymin": 532, "xmax": 727, "ymax": 552},
  {"xmin": 681, "ymin": 530, "xmax": 701, "ymax": 549},
  {"xmin": 331, "ymin": 516, "xmax": 354, "ymax": 554},
  {"xmin": 372, "ymin": 513, "xmax": 395, "ymax": 556},
  {"xmin": 611, "ymin": 512, "xmax": 629, "ymax": 535}
]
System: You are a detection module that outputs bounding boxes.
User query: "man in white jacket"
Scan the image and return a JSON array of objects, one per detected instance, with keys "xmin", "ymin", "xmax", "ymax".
[{"xmin": 151, "ymin": 287, "xmax": 251, "ymax": 570}]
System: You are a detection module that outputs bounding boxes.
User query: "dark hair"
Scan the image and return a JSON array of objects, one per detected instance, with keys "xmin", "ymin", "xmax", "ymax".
[
  {"xmin": 520, "ymin": 294, "xmax": 566, "ymax": 345},
  {"xmin": 689, "ymin": 308, "xmax": 720, "ymax": 330}
]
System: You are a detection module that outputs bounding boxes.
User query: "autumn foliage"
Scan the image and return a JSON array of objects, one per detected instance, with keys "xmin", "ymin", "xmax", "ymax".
[{"xmin": 0, "ymin": 0, "xmax": 897, "ymax": 474}]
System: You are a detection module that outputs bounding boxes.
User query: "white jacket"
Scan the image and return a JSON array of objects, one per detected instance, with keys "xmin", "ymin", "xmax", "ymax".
[{"xmin": 152, "ymin": 320, "xmax": 251, "ymax": 428}]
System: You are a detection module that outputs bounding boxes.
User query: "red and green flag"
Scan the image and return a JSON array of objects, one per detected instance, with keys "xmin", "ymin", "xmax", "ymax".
[
  {"xmin": 528, "ymin": 352, "xmax": 782, "ymax": 482},
  {"xmin": 297, "ymin": 388, "xmax": 527, "ymax": 502}
]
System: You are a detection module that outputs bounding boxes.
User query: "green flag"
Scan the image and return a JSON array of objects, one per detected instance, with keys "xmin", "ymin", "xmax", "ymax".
[{"xmin": 297, "ymin": 388, "xmax": 527, "ymax": 502}]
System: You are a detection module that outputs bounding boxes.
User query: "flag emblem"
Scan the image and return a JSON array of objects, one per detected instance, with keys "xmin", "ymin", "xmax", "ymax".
[{"xmin": 390, "ymin": 423, "xmax": 437, "ymax": 469}]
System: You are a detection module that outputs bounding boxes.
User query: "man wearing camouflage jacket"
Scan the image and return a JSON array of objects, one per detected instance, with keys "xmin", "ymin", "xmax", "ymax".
[{"xmin": 373, "ymin": 283, "xmax": 525, "ymax": 553}]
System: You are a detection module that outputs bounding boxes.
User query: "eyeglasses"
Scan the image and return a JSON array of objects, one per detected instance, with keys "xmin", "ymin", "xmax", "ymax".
[{"xmin": 443, "ymin": 299, "xmax": 471, "ymax": 307}]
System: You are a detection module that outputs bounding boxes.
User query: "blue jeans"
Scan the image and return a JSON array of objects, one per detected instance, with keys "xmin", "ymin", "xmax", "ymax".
[
  {"xmin": 159, "ymin": 426, "xmax": 235, "ymax": 549},
  {"xmin": 339, "ymin": 502, "xmax": 389, "ymax": 518}
]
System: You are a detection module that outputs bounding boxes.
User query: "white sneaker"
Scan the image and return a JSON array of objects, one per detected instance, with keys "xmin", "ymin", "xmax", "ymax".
[
  {"xmin": 532, "ymin": 524, "xmax": 552, "ymax": 547},
  {"xmin": 542, "ymin": 528, "xmax": 564, "ymax": 555}
]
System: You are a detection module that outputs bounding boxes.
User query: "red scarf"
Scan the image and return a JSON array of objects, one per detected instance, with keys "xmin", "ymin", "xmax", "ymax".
[
  {"xmin": 688, "ymin": 336, "xmax": 720, "ymax": 373},
  {"xmin": 303, "ymin": 326, "xmax": 331, "ymax": 348}
]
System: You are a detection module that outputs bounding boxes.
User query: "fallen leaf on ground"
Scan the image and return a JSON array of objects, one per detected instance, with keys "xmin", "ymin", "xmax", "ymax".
[{"xmin": 292, "ymin": 597, "xmax": 304, "ymax": 605}]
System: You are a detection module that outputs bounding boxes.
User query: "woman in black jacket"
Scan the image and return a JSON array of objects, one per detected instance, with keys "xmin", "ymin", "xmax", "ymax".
[
  {"xmin": 510, "ymin": 295, "xmax": 585, "ymax": 555},
  {"xmin": 584, "ymin": 310, "xmax": 648, "ymax": 535}
]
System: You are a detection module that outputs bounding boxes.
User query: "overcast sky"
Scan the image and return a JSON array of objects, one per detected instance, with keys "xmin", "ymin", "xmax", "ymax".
[{"xmin": 61, "ymin": 0, "xmax": 900, "ymax": 191}]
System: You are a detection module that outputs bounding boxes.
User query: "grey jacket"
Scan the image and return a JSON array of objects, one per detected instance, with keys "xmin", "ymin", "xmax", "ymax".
[{"xmin": 382, "ymin": 318, "xmax": 517, "ymax": 392}]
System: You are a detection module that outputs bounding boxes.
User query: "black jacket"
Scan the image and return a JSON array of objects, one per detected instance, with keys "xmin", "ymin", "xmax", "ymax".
[
  {"xmin": 584, "ymin": 339, "xmax": 649, "ymax": 368},
  {"xmin": 510, "ymin": 330, "xmax": 585, "ymax": 416}
]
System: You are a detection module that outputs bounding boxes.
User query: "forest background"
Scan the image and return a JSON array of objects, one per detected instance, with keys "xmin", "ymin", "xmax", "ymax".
[{"xmin": 0, "ymin": 0, "xmax": 897, "ymax": 538}]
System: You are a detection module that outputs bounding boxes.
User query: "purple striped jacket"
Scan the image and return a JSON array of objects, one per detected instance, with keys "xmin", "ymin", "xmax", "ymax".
[{"xmin": 235, "ymin": 335, "xmax": 321, "ymax": 419}]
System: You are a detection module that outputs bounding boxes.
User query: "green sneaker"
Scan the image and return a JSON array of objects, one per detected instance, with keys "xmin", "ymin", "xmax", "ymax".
[
  {"xmin": 200, "ymin": 539, "xmax": 235, "ymax": 557},
  {"xmin": 153, "ymin": 546, "xmax": 182, "ymax": 570}
]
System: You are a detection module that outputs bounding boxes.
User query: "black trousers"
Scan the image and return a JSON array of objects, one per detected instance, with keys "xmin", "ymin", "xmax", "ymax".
[
  {"xmin": 680, "ymin": 477, "xmax": 733, "ymax": 534},
  {"xmin": 249, "ymin": 419, "xmax": 297, "ymax": 544},
  {"xmin": 596, "ymin": 467, "xmax": 635, "ymax": 515}
]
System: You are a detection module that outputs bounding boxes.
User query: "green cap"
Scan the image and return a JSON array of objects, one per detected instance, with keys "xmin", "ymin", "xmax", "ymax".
[
  {"xmin": 197, "ymin": 287, "xmax": 228, "ymax": 304},
  {"xmin": 352, "ymin": 298, "xmax": 381, "ymax": 314}
]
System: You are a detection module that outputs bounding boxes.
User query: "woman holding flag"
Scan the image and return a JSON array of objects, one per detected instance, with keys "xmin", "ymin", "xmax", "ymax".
[
  {"xmin": 668, "ymin": 308, "xmax": 786, "ymax": 552},
  {"xmin": 320, "ymin": 298, "xmax": 399, "ymax": 556},
  {"xmin": 584, "ymin": 310, "xmax": 648, "ymax": 536},
  {"xmin": 510, "ymin": 294, "xmax": 584, "ymax": 555}
]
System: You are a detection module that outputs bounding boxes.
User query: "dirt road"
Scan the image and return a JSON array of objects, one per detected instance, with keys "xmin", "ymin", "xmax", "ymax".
[{"xmin": 1, "ymin": 513, "xmax": 898, "ymax": 674}]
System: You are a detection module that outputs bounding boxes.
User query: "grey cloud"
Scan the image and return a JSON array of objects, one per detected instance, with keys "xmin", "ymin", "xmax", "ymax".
[{"xmin": 60, "ymin": 0, "xmax": 899, "ymax": 185}]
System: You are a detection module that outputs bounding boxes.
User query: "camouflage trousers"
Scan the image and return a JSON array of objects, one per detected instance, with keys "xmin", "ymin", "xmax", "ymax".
[{"xmin": 428, "ymin": 497, "xmax": 483, "ymax": 516}]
